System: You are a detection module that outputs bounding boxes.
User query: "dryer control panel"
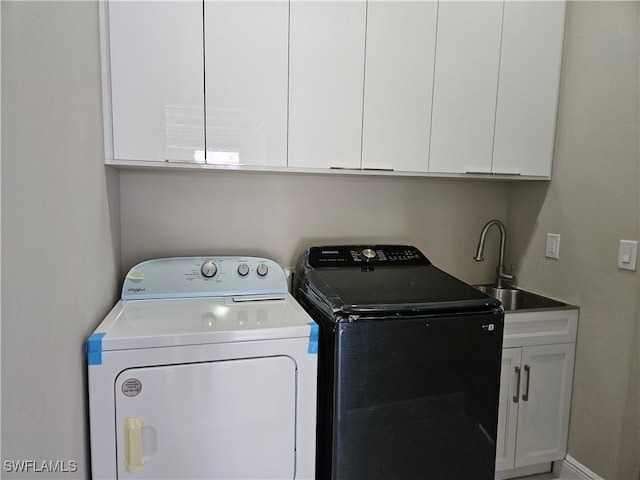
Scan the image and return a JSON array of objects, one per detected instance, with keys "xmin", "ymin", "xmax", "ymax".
[{"xmin": 121, "ymin": 256, "xmax": 288, "ymax": 300}]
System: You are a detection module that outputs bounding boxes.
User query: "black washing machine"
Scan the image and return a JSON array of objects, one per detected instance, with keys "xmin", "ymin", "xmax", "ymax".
[{"xmin": 293, "ymin": 245, "xmax": 504, "ymax": 480}]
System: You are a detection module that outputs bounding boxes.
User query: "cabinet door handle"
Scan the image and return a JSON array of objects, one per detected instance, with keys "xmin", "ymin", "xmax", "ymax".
[
  {"xmin": 513, "ymin": 366, "xmax": 521, "ymax": 403},
  {"xmin": 522, "ymin": 365, "xmax": 531, "ymax": 402}
]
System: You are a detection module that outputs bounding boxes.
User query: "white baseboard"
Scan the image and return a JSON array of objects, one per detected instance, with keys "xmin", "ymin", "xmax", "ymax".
[
  {"xmin": 553, "ymin": 455, "xmax": 604, "ymax": 480},
  {"xmin": 495, "ymin": 463, "xmax": 551, "ymax": 480}
]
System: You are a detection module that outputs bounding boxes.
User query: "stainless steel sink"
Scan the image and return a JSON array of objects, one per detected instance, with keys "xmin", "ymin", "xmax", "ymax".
[{"xmin": 475, "ymin": 284, "xmax": 571, "ymax": 312}]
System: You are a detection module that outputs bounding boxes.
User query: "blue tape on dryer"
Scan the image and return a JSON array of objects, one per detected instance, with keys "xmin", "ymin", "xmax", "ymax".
[
  {"xmin": 86, "ymin": 333, "xmax": 106, "ymax": 366},
  {"xmin": 307, "ymin": 322, "xmax": 319, "ymax": 354}
]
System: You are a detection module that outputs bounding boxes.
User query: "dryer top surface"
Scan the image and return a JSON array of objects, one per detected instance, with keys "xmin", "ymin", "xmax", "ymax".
[{"xmin": 94, "ymin": 294, "xmax": 315, "ymax": 351}]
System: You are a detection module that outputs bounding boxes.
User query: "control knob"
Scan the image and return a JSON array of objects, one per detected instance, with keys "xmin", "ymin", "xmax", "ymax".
[
  {"xmin": 256, "ymin": 263, "xmax": 269, "ymax": 277},
  {"xmin": 201, "ymin": 261, "xmax": 218, "ymax": 278},
  {"xmin": 237, "ymin": 263, "xmax": 250, "ymax": 277},
  {"xmin": 362, "ymin": 248, "xmax": 376, "ymax": 259}
]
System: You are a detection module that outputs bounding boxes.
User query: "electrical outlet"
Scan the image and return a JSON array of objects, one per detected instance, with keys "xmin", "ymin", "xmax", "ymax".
[{"xmin": 546, "ymin": 233, "xmax": 560, "ymax": 259}]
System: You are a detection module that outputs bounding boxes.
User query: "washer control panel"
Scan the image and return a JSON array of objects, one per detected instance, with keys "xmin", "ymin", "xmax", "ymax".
[
  {"xmin": 308, "ymin": 245, "xmax": 430, "ymax": 268},
  {"xmin": 122, "ymin": 256, "xmax": 286, "ymax": 300}
]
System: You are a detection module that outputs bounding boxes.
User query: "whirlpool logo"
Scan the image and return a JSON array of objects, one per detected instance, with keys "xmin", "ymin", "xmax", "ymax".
[
  {"xmin": 321, "ymin": 250, "xmax": 340, "ymax": 255},
  {"xmin": 127, "ymin": 287, "xmax": 146, "ymax": 293}
]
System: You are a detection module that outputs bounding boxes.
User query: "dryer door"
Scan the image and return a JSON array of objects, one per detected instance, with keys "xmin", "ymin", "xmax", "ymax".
[{"xmin": 114, "ymin": 356, "xmax": 297, "ymax": 479}]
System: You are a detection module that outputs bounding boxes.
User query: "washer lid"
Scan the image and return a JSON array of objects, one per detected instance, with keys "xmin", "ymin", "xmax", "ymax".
[
  {"xmin": 297, "ymin": 245, "xmax": 499, "ymax": 316},
  {"xmin": 309, "ymin": 264, "xmax": 495, "ymax": 314},
  {"xmin": 95, "ymin": 295, "xmax": 314, "ymax": 351}
]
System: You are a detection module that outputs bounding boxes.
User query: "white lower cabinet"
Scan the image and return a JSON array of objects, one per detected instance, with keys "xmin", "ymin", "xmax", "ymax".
[{"xmin": 496, "ymin": 309, "xmax": 578, "ymax": 479}]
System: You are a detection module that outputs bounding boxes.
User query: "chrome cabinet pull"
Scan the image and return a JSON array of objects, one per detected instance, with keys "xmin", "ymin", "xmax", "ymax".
[
  {"xmin": 513, "ymin": 366, "xmax": 521, "ymax": 403},
  {"xmin": 523, "ymin": 365, "xmax": 531, "ymax": 401}
]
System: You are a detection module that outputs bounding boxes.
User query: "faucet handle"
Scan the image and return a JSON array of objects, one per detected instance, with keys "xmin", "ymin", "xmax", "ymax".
[{"xmin": 499, "ymin": 271, "xmax": 516, "ymax": 288}]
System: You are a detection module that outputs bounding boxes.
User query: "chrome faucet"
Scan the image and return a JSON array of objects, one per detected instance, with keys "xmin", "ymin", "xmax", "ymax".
[{"xmin": 474, "ymin": 219, "xmax": 514, "ymax": 289}]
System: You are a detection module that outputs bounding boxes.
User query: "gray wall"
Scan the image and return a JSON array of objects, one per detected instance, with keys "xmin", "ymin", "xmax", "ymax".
[
  {"xmin": 1, "ymin": 2, "xmax": 120, "ymax": 478},
  {"xmin": 119, "ymin": 170, "xmax": 509, "ymax": 283},
  {"xmin": 1, "ymin": 1, "xmax": 639, "ymax": 479},
  {"xmin": 507, "ymin": 2, "xmax": 640, "ymax": 478}
]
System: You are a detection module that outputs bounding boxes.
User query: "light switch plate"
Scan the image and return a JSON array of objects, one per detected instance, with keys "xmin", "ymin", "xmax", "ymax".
[
  {"xmin": 618, "ymin": 240, "xmax": 638, "ymax": 271},
  {"xmin": 546, "ymin": 233, "xmax": 560, "ymax": 259}
]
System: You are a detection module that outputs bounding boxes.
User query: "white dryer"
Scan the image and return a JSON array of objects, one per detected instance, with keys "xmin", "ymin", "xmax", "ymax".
[{"xmin": 87, "ymin": 256, "xmax": 318, "ymax": 480}]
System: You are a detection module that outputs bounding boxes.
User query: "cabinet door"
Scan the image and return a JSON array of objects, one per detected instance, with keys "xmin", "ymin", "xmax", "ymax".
[
  {"xmin": 495, "ymin": 348, "xmax": 522, "ymax": 471},
  {"xmin": 107, "ymin": 1, "xmax": 204, "ymax": 163},
  {"xmin": 204, "ymin": 1, "xmax": 289, "ymax": 167},
  {"xmin": 515, "ymin": 343, "xmax": 575, "ymax": 467},
  {"xmin": 361, "ymin": 1, "xmax": 437, "ymax": 172},
  {"xmin": 288, "ymin": 0, "xmax": 367, "ymax": 169},
  {"xmin": 493, "ymin": 1, "xmax": 566, "ymax": 176},
  {"xmin": 429, "ymin": 1, "xmax": 504, "ymax": 174}
]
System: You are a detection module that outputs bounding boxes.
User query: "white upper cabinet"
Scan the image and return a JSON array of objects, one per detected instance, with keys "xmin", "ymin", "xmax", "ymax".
[
  {"xmin": 430, "ymin": 0, "xmax": 565, "ymax": 177},
  {"xmin": 429, "ymin": 1, "xmax": 504, "ymax": 174},
  {"xmin": 103, "ymin": 1, "xmax": 565, "ymax": 178},
  {"xmin": 204, "ymin": 1, "xmax": 289, "ymax": 167},
  {"xmin": 361, "ymin": 1, "xmax": 438, "ymax": 172},
  {"xmin": 107, "ymin": 1, "xmax": 204, "ymax": 163},
  {"xmin": 288, "ymin": 0, "xmax": 367, "ymax": 170},
  {"xmin": 493, "ymin": 1, "xmax": 566, "ymax": 177}
]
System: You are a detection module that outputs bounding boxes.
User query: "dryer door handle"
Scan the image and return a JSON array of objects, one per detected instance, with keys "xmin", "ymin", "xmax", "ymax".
[{"xmin": 124, "ymin": 417, "xmax": 145, "ymax": 472}]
